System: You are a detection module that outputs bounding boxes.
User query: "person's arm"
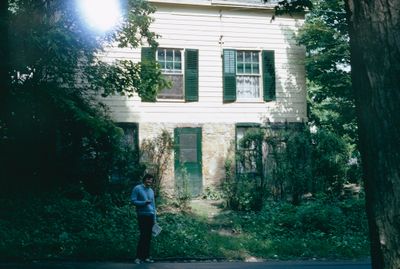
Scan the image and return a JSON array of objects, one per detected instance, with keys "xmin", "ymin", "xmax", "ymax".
[
  {"xmin": 151, "ymin": 190, "xmax": 157, "ymax": 223},
  {"xmin": 131, "ymin": 187, "xmax": 147, "ymax": 207}
]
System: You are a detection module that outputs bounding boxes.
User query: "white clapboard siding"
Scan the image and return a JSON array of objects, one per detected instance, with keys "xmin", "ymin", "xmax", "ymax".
[{"xmin": 100, "ymin": 2, "xmax": 307, "ymax": 124}]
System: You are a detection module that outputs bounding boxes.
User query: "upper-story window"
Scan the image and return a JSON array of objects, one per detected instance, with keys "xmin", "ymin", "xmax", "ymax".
[
  {"xmin": 236, "ymin": 51, "xmax": 261, "ymax": 100},
  {"xmin": 223, "ymin": 49, "xmax": 275, "ymax": 103},
  {"xmin": 141, "ymin": 47, "xmax": 199, "ymax": 102},
  {"xmin": 157, "ymin": 48, "xmax": 184, "ymax": 100}
]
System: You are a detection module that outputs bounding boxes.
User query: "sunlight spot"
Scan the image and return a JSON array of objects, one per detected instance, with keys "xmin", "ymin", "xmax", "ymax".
[{"xmin": 77, "ymin": 0, "xmax": 122, "ymax": 32}]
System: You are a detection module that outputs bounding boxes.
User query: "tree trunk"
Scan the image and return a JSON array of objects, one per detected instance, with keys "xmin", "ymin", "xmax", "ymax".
[
  {"xmin": 345, "ymin": 1, "xmax": 400, "ymax": 268},
  {"xmin": 0, "ymin": 0, "xmax": 8, "ymax": 96}
]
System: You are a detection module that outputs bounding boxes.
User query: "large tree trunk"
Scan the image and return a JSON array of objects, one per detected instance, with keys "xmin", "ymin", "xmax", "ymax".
[
  {"xmin": 0, "ymin": 0, "xmax": 8, "ymax": 95},
  {"xmin": 345, "ymin": 1, "xmax": 400, "ymax": 268}
]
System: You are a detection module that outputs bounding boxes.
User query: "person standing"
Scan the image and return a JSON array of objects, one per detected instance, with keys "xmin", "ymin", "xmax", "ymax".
[{"xmin": 131, "ymin": 173, "xmax": 156, "ymax": 264}]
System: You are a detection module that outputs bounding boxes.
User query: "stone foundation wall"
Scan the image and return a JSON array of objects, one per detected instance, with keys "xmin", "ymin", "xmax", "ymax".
[{"xmin": 139, "ymin": 123, "xmax": 235, "ymax": 196}]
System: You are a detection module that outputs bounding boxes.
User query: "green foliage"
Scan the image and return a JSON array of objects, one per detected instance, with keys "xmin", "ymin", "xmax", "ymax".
[
  {"xmin": 237, "ymin": 127, "xmax": 265, "ymax": 178},
  {"xmin": 109, "ymin": 133, "xmax": 146, "ymax": 194},
  {"xmin": 297, "ymin": 0, "xmax": 357, "ymax": 147},
  {"xmin": 174, "ymin": 167, "xmax": 192, "ymax": 209},
  {"xmin": 222, "ymin": 175, "xmax": 263, "ymax": 212},
  {"xmin": 0, "ymin": 0, "xmax": 166, "ymax": 193},
  {"xmin": 274, "ymin": 0, "xmax": 313, "ymax": 17},
  {"xmin": 140, "ymin": 130, "xmax": 174, "ymax": 197},
  {"xmin": 0, "ymin": 191, "xmax": 139, "ymax": 260},
  {"xmin": 0, "ymin": 192, "xmax": 369, "ymax": 261},
  {"xmin": 311, "ymin": 129, "xmax": 349, "ymax": 196},
  {"xmin": 223, "ymin": 124, "xmax": 358, "ymax": 210},
  {"xmin": 202, "ymin": 186, "xmax": 223, "ymax": 200},
  {"xmin": 266, "ymin": 126, "xmax": 312, "ymax": 204}
]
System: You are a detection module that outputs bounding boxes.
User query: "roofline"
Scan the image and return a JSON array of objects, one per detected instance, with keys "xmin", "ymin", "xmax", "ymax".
[{"xmin": 148, "ymin": 0, "xmax": 277, "ymax": 10}]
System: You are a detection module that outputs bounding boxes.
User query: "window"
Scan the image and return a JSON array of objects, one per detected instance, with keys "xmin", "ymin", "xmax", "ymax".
[
  {"xmin": 119, "ymin": 123, "xmax": 139, "ymax": 151},
  {"xmin": 141, "ymin": 47, "xmax": 199, "ymax": 102},
  {"xmin": 157, "ymin": 48, "xmax": 184, "ymax": 99},
  {"xmin": 223, "ymin": 49, "xmax": 275, "ymax": 103},
  {"xmin": 236, "ymin": 124, "xmax": 263, "ymax": 175},
  {"xmin": 236, "ymin": 51, "xmax": 260, "ymax": 99},
  {"xmin": 111, "ymin": 123, "xmax": 139, "ymax": 182}
]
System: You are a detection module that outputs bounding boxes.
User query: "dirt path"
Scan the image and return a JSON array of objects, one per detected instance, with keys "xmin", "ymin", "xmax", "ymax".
[{"xmin": 189, "ymin": 199, "xmax": 224, "ymax": 220}]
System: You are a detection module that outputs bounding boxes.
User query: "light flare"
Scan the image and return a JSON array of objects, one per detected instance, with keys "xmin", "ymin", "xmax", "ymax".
[{"xmin": 77, "ymin": 0, "xmax": 122, "ymax": 32}]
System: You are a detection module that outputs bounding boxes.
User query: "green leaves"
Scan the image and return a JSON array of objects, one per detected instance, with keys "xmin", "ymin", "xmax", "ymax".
[
  {"xmin": 1, "ymin": 0, "xmax": 167, "ymax": 191},
  {"xmin": 274, "ymin": 0, "xmax": 313, "ymax": 17},
  {"xmin": 296, "ymin": 0, "xmax": 358, "ymax": 147}
]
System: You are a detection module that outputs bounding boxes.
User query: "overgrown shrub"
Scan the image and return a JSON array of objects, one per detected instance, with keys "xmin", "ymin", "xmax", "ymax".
[
  {"xmin": 311, "ymin": 129, "xmax": 349, "ymax": 197},
  {"xmin": 140, "ymin": 129, "xmax": 174, "ymax": 197},
  {"xmin": 174, "ymin": 166, "xmax": 192, "ymax": 209},
  {"xmin": 0, "ymin": 191, "xmax": 369, "ymax": 261},
  {"xmin": 223, "ymin": 123, "xmax": 358, "ymax": 211},
  {"xmin": 266, "ymin": 126, "xmax": 312, "ymax": 204},
  {"xmin": 222, "ymin": 175, "xmax": 264, "ymax": 211}
]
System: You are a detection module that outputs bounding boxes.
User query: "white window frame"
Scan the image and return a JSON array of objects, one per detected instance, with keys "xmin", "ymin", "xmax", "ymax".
[
  {"xmin": 236, "ymin": 50, "xmax": 263, "ymax": 102},
  {"xmin": 156, "ymin": 48, "xmax": 185, "ymax": 101}
]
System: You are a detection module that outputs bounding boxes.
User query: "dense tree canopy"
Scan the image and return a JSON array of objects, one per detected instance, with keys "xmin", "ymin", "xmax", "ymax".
[
  {"xmin": 297, "ymin": 0, "xmax": 356, "ymax": 146},
  {"xmin": 0, "ymin": 0, "xmax": 166, "ymax": 193}
]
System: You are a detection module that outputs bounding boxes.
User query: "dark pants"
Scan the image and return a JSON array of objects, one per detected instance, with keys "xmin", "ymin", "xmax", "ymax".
[{"xmin": 136, "ymin": 215, "xmax": 154, "ymax": 260}]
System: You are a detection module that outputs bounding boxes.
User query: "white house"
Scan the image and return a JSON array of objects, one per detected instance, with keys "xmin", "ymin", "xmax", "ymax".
[{"xmin": 101, "ymin": 0, "xmax": 306, "ymax": 196}]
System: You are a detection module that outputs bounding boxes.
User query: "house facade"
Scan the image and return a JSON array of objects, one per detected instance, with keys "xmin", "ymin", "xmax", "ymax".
[{"xmin": 102, "ymin": 0, "xmax": 306, "ymax": 196}]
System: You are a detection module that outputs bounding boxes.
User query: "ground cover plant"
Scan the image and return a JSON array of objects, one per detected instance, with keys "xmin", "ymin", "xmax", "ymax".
[{"xmin": 0, "ymin": 189, "xmax": 369, "ymax": 261}]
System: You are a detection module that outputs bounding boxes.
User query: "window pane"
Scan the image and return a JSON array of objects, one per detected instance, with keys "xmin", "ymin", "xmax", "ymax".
[
  {"xmin": 174, "ymin": 62, "xmax": 182, "ymax": 70},
  {"xmin": 166, "ymin": 50, "xmax": 173, "ymax": 61},
  {"xmin": 237, "ymin": 76, "xmax": 260, "ymax": 99},
  {"xmin": 158, "ymin": 50, "xmax": 165, "ymax": 60},
  {"xmin": 165, "ymin": 61, "xmax": 173, "ymax": 70},
  {"xmin": 237, "ymin": 63, "xmax": 244, "ymax": 74},
  {"xmin": 252, "ymin": 52, "xmax": 259, "ymax": 63},
  {"xmin": 245, "ymin": 63, "xmax": 252, "ymax": 73},
  {"xmin": 237, "ymin": 51, "xmax": 260, "ymax": 75},
  {"xmin": 180, "ymin": 133, "xmax": 197, "ymax": 163},
  {"xmin": 237, "ymin": 51, "xmax": 244, "ymax": 62},
  {"xmin": 245, "ymin": 52, "xmax": 252, "ymax": 63},
  {"xmin": 180, "ymin": 149, "xmax": 197, "ymax": 163},
  {"xmin": 158, "ymin": 74, "xmax": 184, "ymax": 99},
  {"xmin": 253, "ymin": 63, "xmax": 259, "ymax": 73},
  {"xmin": 236, "ymin": 127, "xmax": 246, "ymax": 149},
  {"xmin": 175, "ymin": 50, "xmax": 181, "ymax": 61}
]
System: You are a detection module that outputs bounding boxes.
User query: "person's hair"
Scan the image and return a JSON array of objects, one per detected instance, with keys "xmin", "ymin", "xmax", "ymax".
[{"xmin": 142, "ymin": 173, "xmax": 154, "ymax": 182}]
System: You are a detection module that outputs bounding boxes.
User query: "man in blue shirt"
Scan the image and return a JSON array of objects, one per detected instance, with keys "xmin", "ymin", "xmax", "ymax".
[{"xmin": 131, "ymin": 173, "xmax": 156, "ymax": 264}]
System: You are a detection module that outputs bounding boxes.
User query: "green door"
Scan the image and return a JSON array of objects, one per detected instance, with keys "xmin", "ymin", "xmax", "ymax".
[{"xmin": 174, "ymin": 127, "xmax": 202, "ymax": 197}]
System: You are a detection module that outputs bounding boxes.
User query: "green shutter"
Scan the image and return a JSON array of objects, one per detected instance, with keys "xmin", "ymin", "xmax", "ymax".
[
  {"xmin": 223, "ymin": 49, "xmax": 236, "ymax": 103},
  {"xmin": 141, "ymin": 47, "xmax": 155, "ymax": 62},
  {"xmin": 185, "ymin": 49, "xmax": 199, "ymax": 102},
  {"xmin": 262, "ymin": 50, "xmax": 276, "ymax": 101}
]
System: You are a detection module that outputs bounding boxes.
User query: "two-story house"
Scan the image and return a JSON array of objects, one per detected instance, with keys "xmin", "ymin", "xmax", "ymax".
[{"xmin": 102, "ymin": 0, "xmax": 306, "ymax": 196}]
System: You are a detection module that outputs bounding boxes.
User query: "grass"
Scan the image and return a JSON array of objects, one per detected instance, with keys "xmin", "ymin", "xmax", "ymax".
[{"xmin": 0, "ymin": 191, "xmax": 370, "ymax": 262}]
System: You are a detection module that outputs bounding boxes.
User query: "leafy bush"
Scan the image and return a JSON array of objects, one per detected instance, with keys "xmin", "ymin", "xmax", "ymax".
[
  {"xmin": 0, "ymin": 192, "xmax": 369, "ymax": 261},
  {"xmin": 222, "ymin": 176, "xmax": 263, "ymax": 211},
  {"xmin": 174, "ymin": 167, "xmax": 192, "ymax": 209},
  {"xmin": 140, "ymin": 129, "xmax": 174, "ymax": 197},
  {"xmin": 311, "ymin": 129, "xmax": 349, "ymax": 197},
  {"xmin": 222, "ymin": 123, "xmax": 359, "ymax": 211}
]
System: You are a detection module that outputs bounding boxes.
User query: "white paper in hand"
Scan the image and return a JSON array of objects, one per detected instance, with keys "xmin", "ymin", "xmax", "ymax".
[{"xmin": 152, "ymin": 223, "xmax": 162, "ymax": 237}]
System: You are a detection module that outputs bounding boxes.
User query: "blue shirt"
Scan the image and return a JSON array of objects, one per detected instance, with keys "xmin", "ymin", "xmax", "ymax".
[{"xmin": 131, "ymin": 184, "xmax": 156, "ymax": 221}]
